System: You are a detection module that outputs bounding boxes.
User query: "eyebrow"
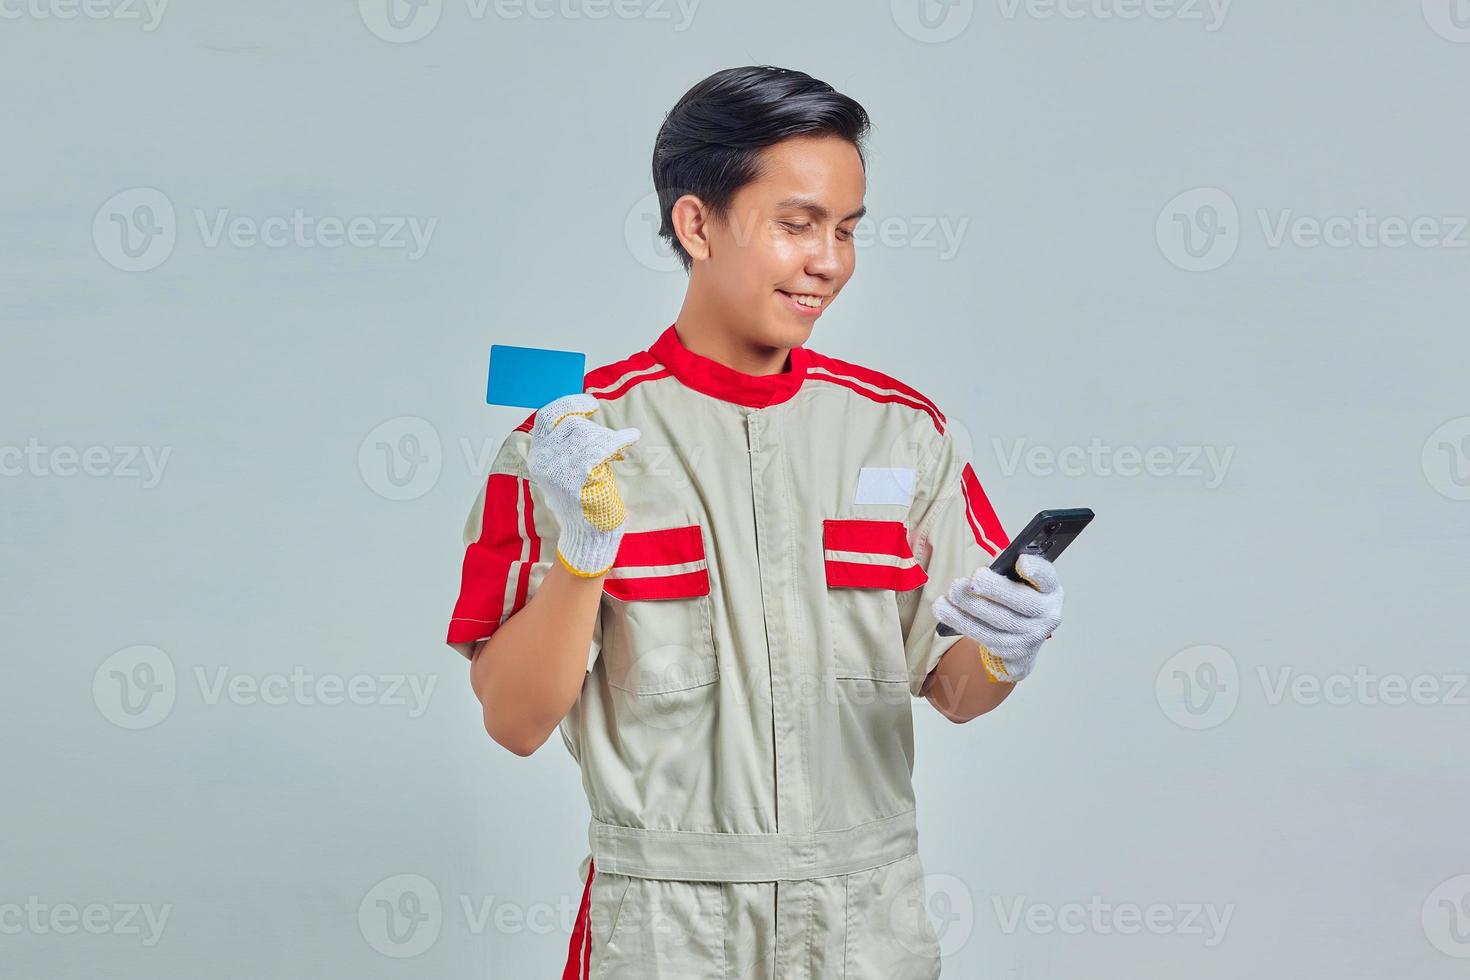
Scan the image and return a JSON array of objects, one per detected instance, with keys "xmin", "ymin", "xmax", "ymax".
[{"xmin": 774, "ymin": 196, "xmax": 867, "ymax": 223}]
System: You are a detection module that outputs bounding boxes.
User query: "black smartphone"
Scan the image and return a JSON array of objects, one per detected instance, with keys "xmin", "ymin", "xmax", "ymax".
[{"xmin": 935, "ymin": 508, "xmax": 1095, "ymax": 636}]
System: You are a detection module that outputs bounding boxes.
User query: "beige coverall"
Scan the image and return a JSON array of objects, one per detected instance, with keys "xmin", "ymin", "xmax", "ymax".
[{"xmin": 446, "ymin": 323, "xmax": 1011, "ymax": 979}]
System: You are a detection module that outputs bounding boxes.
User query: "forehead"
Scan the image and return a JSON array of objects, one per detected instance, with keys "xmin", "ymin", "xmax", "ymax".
[{"xmin": 737, "ymin": 136, "xmax": 866, "ymax": 211}]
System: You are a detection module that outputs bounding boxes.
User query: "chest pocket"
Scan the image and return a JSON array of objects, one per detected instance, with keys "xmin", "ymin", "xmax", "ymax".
[
  {"xmin": 822, "ymin": 518, "xmax": 928, "ymax": 684},
  {"xmin": 601, "ymin": 523, "xmax": 719, "ymax": 695}
]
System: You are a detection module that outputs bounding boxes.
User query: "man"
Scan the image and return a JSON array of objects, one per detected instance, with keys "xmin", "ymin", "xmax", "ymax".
[{"xmin": 446, "ymin": 65, "xmax": 1066, "ymax": 980}]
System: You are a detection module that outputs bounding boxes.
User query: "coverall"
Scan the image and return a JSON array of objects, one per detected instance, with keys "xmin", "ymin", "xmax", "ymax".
[{"xmin": 446, "ymin": 323, "xmax": 1011, "ymax": 979}]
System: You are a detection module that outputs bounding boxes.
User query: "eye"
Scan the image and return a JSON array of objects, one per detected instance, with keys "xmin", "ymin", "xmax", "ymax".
[
  {"xmin": 780, "ymin": 221, "xmax": 810, "ymax": 234},
  {"xmin": 837, "ymin": 227, "xmax": 855, "ymax": 241}
]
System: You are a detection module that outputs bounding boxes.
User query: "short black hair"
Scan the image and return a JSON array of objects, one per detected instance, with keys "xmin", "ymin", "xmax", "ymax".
[{"xmin": 652, "ymin": 65, "xmax": 872, "ymax": 274}]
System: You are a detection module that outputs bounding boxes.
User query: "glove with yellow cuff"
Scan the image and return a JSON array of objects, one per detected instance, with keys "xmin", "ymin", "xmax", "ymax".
[
  {"xmin": 526, "ymin": 393, "xmax": 641, "ymax": 577},
  {"xmin": 931, "ymin": 552, "xmax": 1064, "ymax": 683}
]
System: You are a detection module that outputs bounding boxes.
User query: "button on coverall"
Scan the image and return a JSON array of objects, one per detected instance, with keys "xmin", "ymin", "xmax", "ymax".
[{"xmin": 446, "ymin": 323, "xmax": 1011, "ymax": 979}]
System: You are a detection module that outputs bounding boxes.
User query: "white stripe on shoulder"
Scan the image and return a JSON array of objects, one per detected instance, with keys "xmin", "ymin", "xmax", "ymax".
[
  {"xmin": 586, "ymin": 362, "xmax": 667, "ymax": 396},
  {"xmin": 805, "ymin": 364, "xmax": 939, "ymax": 412}
]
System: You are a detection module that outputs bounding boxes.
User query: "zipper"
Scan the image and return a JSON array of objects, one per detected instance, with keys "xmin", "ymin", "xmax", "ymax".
[
  {"xmin": 746, "ymin": 407, "xmax": 785, "ymax": 968},
  {"xmin": 745, "ymin": 410, "xmax": 779, "ymax": 837}
]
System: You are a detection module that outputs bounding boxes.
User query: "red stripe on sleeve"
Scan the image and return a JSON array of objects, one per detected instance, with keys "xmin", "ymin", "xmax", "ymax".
[
  {"xmin": 959, "ymin": 462, "xmax": 1009, "ymax": 556},
  {"xmin": 512, "ymin": 477, "xmax": 539, "ymax": 613},
  {"xmin": 445, "ymin": 473, "xmax": 530, "ymax": 644}
]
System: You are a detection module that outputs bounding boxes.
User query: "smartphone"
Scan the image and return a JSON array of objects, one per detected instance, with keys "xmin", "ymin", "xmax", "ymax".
[{"xmin": 936, "ymin": 507, "xmax": 1095, "ymax": 636}]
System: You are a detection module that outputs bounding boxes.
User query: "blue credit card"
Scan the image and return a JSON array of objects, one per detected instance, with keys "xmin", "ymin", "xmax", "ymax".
[{"xmin": 486, "ymin": 344, "xmax": 587, "ymax": 409}]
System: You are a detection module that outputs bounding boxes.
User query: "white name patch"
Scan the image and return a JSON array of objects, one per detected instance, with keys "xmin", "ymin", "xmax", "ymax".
[{"xmin": 854, "ymin": 467, "xmax": 915, "ymax": 506}]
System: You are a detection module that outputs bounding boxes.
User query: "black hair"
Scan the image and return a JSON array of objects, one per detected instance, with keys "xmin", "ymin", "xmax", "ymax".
[{"xmin": 651, "ymin": 65, "xmax": 872, "ymax": 273}]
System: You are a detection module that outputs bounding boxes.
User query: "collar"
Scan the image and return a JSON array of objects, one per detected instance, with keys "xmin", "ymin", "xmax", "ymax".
[{"xmin": 648, "ymin": 322, "xmax": 811, "ymax": 408}]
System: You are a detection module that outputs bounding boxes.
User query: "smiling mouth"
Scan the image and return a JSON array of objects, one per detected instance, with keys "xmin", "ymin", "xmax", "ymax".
[{"xmin": 778, "ymin": 290, "xmax": 827, "ymax": 310}]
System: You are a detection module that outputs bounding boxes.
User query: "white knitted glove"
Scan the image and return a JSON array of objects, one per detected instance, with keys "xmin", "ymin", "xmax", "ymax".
[
  {"xmin": 931, "ymin": 552, "xmax": 1064, "ymax": 683},
  {"xmin": 525, "ymin": 393, "xmax": 641, "ymax": 577}
]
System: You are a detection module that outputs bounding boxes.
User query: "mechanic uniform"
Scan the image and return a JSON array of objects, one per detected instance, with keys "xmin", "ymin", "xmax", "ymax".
[{"xmin": 446, "ymin": 323, "xmax": 1011, "ymax": 979}]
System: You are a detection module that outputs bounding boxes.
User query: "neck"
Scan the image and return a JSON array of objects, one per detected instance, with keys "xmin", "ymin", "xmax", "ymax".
[{"xmin": 674, "ymin": 291, "xmax": 791, "ymax": 376}]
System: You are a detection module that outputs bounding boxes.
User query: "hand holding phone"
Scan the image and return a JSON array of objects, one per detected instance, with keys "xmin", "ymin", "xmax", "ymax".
[{"xmin": 936, "ymin": 508, "xmax": 1093, "ymax": 636}]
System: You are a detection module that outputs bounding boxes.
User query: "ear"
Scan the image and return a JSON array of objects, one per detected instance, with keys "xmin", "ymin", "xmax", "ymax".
[{"xmin": 670, "ymin": 193, "xmax": 711, "ymax": 262}]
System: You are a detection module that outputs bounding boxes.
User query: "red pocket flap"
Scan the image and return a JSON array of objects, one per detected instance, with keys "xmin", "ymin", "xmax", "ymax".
[
  {"xmin": 604, "ymin": 524, "xmax": 711, "ymax": 601},
  {"xmin": 822, "ymin": 518, "xmax": 927, "ymax": 590}
]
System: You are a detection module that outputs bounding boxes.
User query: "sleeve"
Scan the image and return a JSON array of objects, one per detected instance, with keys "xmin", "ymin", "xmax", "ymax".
[
  {"xmin": 895, "ymin": 425, "xmax": 1012, "ymax": 698},
  {"xmin": 444, "ymin": 426, "xmax": 603, "ymax": 672}
]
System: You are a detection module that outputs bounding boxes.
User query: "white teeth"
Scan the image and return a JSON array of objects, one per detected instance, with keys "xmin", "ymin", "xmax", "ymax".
[{"xmin": 785, "ymin": 292, "xmax": 822, "ymax": 308}]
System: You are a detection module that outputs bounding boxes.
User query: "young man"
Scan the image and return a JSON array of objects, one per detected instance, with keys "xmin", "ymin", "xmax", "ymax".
[{"xmin": 446, "ymin": 66, "xmax": 1065, "ymax": 980}]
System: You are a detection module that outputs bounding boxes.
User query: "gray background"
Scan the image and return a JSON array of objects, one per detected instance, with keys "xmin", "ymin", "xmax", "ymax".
[{"xmin": 4, "ymin": 1, "xmax": 1468, "ymax": 977}]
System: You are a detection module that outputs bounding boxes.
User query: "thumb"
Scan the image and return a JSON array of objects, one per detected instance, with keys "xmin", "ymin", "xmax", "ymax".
[
  {"xmin": 606, "ymin": 426, "xmax": 641, "ymax": 462},
  {"xmin": 1014, "ymin": 552, "xmax": 1060, "ymax": 593},
  {"xmin": 576, "ymin": 424, "xmax": 641, "ymax": 470}
]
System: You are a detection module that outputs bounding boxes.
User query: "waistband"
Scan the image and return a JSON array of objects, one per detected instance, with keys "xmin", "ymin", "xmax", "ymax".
[{"xmin": 587, "ymin": 808, "xmax": 919, "ymax": 882}]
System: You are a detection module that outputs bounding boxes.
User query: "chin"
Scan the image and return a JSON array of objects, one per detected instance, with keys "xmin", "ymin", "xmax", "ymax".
[{"xmin": 766, "ymin": 319, "xmax": 814, "ymax": 349}]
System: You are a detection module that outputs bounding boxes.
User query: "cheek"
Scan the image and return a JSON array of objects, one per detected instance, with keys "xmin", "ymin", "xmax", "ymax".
[
  {"xmin": 760, "ymin": 237, "xmax": 808, "ymax": 278},
  {"xmin": 728, "ymin": 252, "xmax": 786, "ymax": 300}
]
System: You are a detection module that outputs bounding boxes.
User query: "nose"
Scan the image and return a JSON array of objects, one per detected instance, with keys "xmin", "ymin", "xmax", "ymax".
[{"xmin": 804, "ymin": 228, "xmax": 846, "ymax": 281}]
